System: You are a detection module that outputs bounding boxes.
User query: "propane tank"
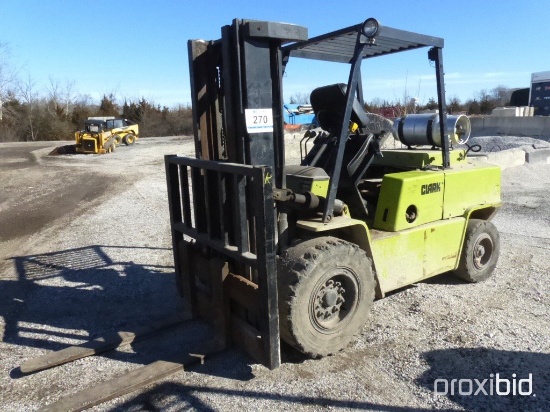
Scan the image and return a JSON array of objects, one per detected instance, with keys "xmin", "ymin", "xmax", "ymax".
[{"xmin": 392, "ymin": 113, "xmax": 471, "ymax": 147}]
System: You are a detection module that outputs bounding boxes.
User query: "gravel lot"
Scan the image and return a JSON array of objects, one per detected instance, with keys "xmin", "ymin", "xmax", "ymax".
[{"xmin": 0, "ymin": 135, "xmax": 549, "ymax": 411}]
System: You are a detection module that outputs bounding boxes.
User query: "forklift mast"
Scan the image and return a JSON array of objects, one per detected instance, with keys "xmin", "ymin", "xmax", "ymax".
[
  {"xmin": 188, "ymin": 19, "xmax": 308, "ymax": 186},
  {"xmin": 165, "ymin": 20, "xmax": 308, "ymax": 369}
]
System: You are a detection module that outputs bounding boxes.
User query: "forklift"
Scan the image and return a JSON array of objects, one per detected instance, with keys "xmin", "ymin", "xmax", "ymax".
[
  {"xmin": 165, "ymin": 18, "xmax": 501, "ymax": 370},
  {"xmin": 20, "ymin": 18, "xmax": 503, "ymax": 410}
]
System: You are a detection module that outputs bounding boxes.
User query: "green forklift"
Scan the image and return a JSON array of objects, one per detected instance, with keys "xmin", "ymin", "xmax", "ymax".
[{"xmin": 165, "ymin": 17, "xmax": 501, "ymax": 369}]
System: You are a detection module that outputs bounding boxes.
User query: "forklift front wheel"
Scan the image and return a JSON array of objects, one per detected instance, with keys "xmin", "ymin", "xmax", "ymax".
[
  {"xmin": 278, "ymin": 236, "xmax": 375, "ymax": 357},
  {"xmin": 453, "ymin": 219, "xmax": 500, "ymax": 282}
]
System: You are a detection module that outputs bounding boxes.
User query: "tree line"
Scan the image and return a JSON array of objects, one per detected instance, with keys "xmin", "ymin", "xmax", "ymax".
[
  {"xmin": 0, "ymin": 41, "xmax": 519, "ymax": 142},
  {"xmin": 0, "ymin": 44, "xmax": 194, "ymax": 142},
  {"xmin": 1, "ymin": 83, "xmax": 516, "ymax": 143},
  {"xmin": 0, "ymin": 87, "xmax": 193, "ymax": 143},
  {"xmin": 291, "ymin": 85, "xmax": 517, "ymax": 119},
  {"xmin": 366, "ymin": 86, "xmax": 515, "ymax": 117}
]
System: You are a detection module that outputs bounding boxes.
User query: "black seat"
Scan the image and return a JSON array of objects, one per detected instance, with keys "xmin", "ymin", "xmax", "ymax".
[
  {"xmin": 306, "ymin": 84, "xmax": 394, "ymax": 219},
  {"xmin": 310, "ymin": 83, "xmax": 369, "ymax": 132}
]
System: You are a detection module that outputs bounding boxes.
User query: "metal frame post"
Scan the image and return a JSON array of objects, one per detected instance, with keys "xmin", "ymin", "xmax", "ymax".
[
  {"xmin": 322, "ymin": 34, "xmax": 366, "ymax": 223},
  {"xmin": 429, "ymin": 47, "xmax": 450, "ymax": 168}
]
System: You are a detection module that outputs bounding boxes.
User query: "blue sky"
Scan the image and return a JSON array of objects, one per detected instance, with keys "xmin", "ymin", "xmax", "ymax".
[{"xmin": 2, "ymin": 0, "xmax": 549, "ymax": 107}]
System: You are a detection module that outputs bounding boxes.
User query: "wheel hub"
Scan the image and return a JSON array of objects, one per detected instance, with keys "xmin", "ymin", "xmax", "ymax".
[
  {"xmin": 473, "ymin": 234, "xmax": 493, "ymax": 270},
  {"xmin": 314, "ymin": 279, "xmax": 346, "ymax": 326}
]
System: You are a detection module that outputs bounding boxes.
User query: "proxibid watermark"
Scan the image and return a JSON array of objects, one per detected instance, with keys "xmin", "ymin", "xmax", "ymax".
[{"xmin": 434, "ymin": 373, "xmax": 534, "ymax": 396}]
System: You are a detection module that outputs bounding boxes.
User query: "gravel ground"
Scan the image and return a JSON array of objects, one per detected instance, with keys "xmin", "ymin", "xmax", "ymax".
[
  {"xmin": 0, "ymin": 135, "xmax": 549, "ymax": 411},
  {"xmin": 465, "ymin": 135, "xmax": 550, "ymax": 152}
]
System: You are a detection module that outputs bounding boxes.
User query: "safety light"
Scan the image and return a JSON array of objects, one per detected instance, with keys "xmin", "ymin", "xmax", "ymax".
[{"xmin": 362, "ymin": 18, "xmax": 380, "ymax": 39}]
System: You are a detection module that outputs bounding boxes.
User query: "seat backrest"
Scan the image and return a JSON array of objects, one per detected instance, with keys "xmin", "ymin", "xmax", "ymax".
[{"xmin": 310, "ymin": 83, "xmax": 369, "ymax": 132}]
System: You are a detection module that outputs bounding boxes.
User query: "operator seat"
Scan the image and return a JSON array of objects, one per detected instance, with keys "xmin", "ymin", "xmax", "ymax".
[
  {"xmin": 307, "ymin": 83, "xmax": 394, "ymax": 218},
  {"xmin": 310, "ymin": 83, "xmax": 370, "ymax": 133}
]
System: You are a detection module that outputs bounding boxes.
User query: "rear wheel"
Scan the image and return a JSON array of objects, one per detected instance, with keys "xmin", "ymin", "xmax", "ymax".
[
  {"xmin": 123, "ymin": 134, "xmax": 135, "ymax": 145},
  {"xmin": 278, "ymin": 236, "xmax": 375, "ymax": 357},
  {"xmin": 453, "ymin": 219, "xmax": 500, "ymax": 282}
]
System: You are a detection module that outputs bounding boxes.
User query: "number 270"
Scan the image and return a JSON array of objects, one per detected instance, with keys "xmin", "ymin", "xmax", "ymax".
[{"xmin": 253, "ymin": 115, "xmax": 268, "ymax": 124}]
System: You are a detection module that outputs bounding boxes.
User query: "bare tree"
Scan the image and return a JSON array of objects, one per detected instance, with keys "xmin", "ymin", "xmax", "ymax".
[
  {"xmin": 491, "ymin": 85, "xmax": 512, "ymax": 107},
  {"xmin": 289, "ymin": 92, "xmax": 310, "ymax": 104},
  {"xmin": 63, "ymin": 80, "xmax": 76, "ymax": 115},
  {"xmin": 0, "ymin": 43, "xmax": 20, "ymax": 121},
  {"xmin": 18, "ymin": 75, "xmax": 40, "ymax": 141},
  {"xmin": 47, "ymin": 77, "xmax": 62, "ymax": 116},
  {"xmin": 47, "ymin": 77, "xmax": 76, "ymax": 118}
]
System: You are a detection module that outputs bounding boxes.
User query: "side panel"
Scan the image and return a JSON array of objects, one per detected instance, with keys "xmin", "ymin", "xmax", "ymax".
[
  {"xmin": 371, "ymin": 217, "xmax": 465, "ymax": 293},
  {"xmin": 373, "ymin": 149, "xmax": 466, "ymax": 169},
  {"xmin": 443, "ymin": 164, "xmax": 501, "ymax": 218},
  {"xmin": 373, "ymin": 170, "xmax": 445, "ymax": 231}
]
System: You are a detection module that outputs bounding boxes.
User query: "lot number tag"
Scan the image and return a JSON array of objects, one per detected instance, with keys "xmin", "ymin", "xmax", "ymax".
[{"xmin": 245, "ymin": 108, "xmax": 273, "ymax": 134}]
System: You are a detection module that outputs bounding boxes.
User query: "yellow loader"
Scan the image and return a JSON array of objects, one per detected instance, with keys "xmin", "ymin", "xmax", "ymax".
[{"xmin": 74, "ymin": 117, "xmax": 138, "ymax": 154}]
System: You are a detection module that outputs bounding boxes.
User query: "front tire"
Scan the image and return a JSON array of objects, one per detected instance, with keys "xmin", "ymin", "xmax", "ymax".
[
  {"xmin": 453, "ymin": 219, "xmax": 500, "ymax": 282},
  {"xmin": 278, "ymin": 236, "xmax": 375, "ymax": 357}
]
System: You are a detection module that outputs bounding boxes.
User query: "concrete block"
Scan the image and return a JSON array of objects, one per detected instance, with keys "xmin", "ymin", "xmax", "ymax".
[
  {"xmin": 525, "ymin": 148, "xmax": 550, "ymax": 164},
  {"xmin": 491, "ymin": 107, "xmax": 518, "ymax": 117},
  {"xmin": 521, "ymin": 106, "xmax": 535, "ymax": 117},
  {"xmin": 470, "ymin": 116, "xmax": 550, "ymax": 138},
  {"xmin": 485, "ymin": 148, "xmax": 526, "ymax": 169}
]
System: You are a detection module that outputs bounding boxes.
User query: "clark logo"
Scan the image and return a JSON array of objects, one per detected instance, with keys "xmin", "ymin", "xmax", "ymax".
[{"xmin": 421, "ymin": 182, "xmax": 442, "ymax": 195}]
